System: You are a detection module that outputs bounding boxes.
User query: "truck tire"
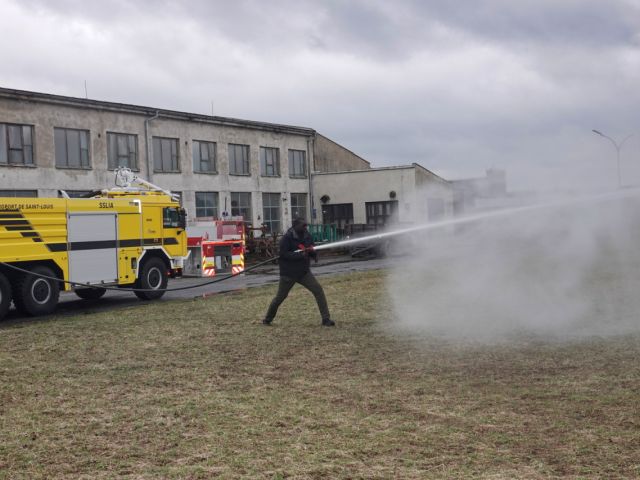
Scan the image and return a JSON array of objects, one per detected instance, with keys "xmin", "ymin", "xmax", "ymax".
[
  {"xmin": 0, "ymin": 272, "xmax": 12, "ymax": 321},
  {"xmin": 13, "ymin": 265, "xmax": 60, "ymax": 317},
  {"xmin": 134, "ymin": 257, "xmax": 168, "ymax": 300},
  {"xmin": 75, "ymin": 287, "xmax": 107, "ymax": 300}
]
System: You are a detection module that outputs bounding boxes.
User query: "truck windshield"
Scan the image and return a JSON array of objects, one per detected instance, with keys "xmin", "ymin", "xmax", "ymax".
[{"xmin": 163, "ymin": 207, "xmax": 181, "ymax": 228}]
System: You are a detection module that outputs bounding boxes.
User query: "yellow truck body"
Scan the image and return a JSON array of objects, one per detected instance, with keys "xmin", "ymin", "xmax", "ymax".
[{"xmin": 0, "ymin": 190, "xmax": 187, "ymax": 320}]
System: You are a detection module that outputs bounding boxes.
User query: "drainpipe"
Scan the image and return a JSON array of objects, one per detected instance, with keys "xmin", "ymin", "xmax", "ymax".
[
  {"xmin": 307, "ymin": 133, "xmax": 316, "ymax": 223},
  {"xmin": 144, "ymin": 111, "xmax": 160, "ymax": 181}
]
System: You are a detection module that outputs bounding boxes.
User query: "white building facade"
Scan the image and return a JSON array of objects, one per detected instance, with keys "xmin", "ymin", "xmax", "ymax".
[{"xmin": 0, "ymin": 88, "xmax": 331, "ymax": 232}]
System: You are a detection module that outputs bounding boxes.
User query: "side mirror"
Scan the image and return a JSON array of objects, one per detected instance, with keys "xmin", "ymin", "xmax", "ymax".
[{"xmin": 179, "ymin": 208, "xmax": 187, "ymax": 229}]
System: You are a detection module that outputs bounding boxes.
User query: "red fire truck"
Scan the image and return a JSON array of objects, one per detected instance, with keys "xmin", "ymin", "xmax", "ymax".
[{"xmin": 186, "ymin": 219, "xmax": 245, "ymax": 277}]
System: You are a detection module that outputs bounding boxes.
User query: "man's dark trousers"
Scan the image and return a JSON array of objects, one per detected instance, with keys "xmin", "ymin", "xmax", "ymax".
[{"xmin": 265, "ymin": 272, "xmax": 330, "ymax": 322}]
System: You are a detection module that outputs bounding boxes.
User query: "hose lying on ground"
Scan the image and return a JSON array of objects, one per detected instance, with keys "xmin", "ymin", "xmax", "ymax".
[{"xmin": 0, "ymin": 256, "xmax": 280, "ymax": 293}]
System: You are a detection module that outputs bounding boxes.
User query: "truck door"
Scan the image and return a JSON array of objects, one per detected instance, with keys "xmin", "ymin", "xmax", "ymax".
[
  {"xmin": 143, "ymin": 206, "xmax": 163, "ymax": 247},
  {"xmin": 162, "ymin": 206, "xmax": 186, "ymax": 254},
  {"xmin": 68, "ymin": 213, "xmax": 118, "ymax": 284}
]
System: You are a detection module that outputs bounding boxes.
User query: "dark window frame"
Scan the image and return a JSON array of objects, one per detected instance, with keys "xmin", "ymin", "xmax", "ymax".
[
  {"xmin": 0, "ymin": 123, "xmax": 35, "ymax": 167},
  {"xmin": 63, "ymin": 190, "xmax": 94, "ymax": 198},
  {"xmin": 288, "ymin": 149, "xmax": 307, "ymax": 178},
  {"xmin": 107, "ymin": 132, "xmax": 138, "ymax": 171},
  {"xmin": 262, "ymin": 192, "xmax": 281, "ymax": 233},
  {"xmin": 365, "ymin": 200, "xmax": 399, "ymax": 226},
  {"xmin": 0, "ymin": 189, "xmax": 38, "ymax": 198},
  {"xmin": 322, "ymin": 203, "xmax": 354, "ymax": 232},
  {"xmin": 230, "ymin": 191, "xmax": 252, "ymax": 221},
  {"xmin": 229, "ymin": 143, "xmax": 250, "ymax": 176},
  {"xmin": 290, "ymin": 193, "xmax": 308, "ymax": 220},
  {"xmin": 192, "ymin": 140, "xmax": 218, "ymax": 174},
  {"xmin": 195, "ymin": 191, "xmax": 219, "ymax": 219},
  {"xmin": 260, "ymin": 146, "xmax": 280, "ymax": 177},
  {"xmin": 152, "ymin": 136, "xmax": 180, "ymax": 173},
  {"xmin": 54, "ymin": 127, "xmax": 91, "ymax": 170}
]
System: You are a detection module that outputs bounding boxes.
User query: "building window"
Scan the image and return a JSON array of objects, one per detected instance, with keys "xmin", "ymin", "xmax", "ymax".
[
  {"xmin": 322, "ymin": 203, "xmax": 354, "ymax": 231},
  {"xmin": 54, "ymin": 127, "xmax": 90, "ymax": 169},
  {"xmin": 0, "ymin": 123, "xmax": 34, "ymax": 166},
  {"xmin": 366, "ymin": 200, "xmax": 398, "ymax": 226},
  {"xmin": 193, "ymin": 140, "xmax": 217, "ymax": 174},
  {"xmin": 0, "ymin": 189, "xmax": 37, "ymax": 197},
  {"xmin": 262, "ymin": 193, "xmax": 281, "ymax": 233},
  {"xmin": 64, "ymin": 190, "xmax": 93, "ymax": 198},
  {"xmin": 195, "ymin": 191, "xmax": 218, "ymax": 219},
  {"xmin": 107, "ymin": 132, "xmax": 138, "ymax": 170},
  {"xmin": 153, "ymin": 137, "xmax": 179, "ymax": 172},
  {"xmin": 290, "ymin": 193, "xmax": 307, "ymax": 220},
  {"xmin": 172, "ymin": 191, "xmax": 183, "ymax": 205},
  {"xmin": 260, "ymin": 147, "xmax": 280, "ymax": 177},
  {"xmin": 288, "ymin": 150, "xmax": 306, "ymax": 178},
  {"xmin": 231, "ymin": 192, "xmax": 252, "ymax": 221},
  {"xmin": 229, "ymin": 144, "xmax": 250, "ymax": 175}
]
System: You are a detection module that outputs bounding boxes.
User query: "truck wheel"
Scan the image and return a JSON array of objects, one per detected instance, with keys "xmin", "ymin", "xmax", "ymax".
[
  {"xmin": 75, "ymin": 287, "xmax": 107, "ymax": 300},
  {"xmin": 13, "ymin": 266, "xmax": 60, "ymax": 317},
  {"xmin": 134, "ymin": 257, "xmax": 168, "ymax": 300},
  {"xmin": 0, "ymin": 272, "xmax": 12, "ymax": 321}
]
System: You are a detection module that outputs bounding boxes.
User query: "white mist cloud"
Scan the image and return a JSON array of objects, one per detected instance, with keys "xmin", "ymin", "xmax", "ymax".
[{"xmin": 387, "ymin": 191, "xmax": 640, "ymax": 342}]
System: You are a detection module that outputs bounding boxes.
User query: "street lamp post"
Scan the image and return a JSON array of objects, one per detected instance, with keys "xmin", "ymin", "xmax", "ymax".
[{"xmin": 592, "ymin": 129, "xmax": 635, "ymax": 188}]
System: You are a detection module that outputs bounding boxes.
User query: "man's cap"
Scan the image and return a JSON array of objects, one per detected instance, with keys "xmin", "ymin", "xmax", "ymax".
[{"xmin": 292, "ymin": 217, "xmax": 307, "ymax": 227}]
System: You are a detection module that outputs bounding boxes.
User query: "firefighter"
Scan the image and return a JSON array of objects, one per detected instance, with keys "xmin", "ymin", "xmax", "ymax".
[{"xmin": 262, "ymin": 217, "xmax": 335, "ymax": 326}]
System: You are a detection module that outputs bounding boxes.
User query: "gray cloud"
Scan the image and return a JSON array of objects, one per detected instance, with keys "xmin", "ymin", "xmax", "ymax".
[
  {"xmin": 409, "ymin": 0, "xmax": 639, "ymax": 46},
  {"xmin": 2, "ymin": 0, "xmax": 640, "ymax": 190}
]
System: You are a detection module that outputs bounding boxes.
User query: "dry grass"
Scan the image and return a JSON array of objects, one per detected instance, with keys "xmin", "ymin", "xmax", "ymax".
[{"xmin": 1, "ymin": 269, "xmax": 639, "ymax": 479}]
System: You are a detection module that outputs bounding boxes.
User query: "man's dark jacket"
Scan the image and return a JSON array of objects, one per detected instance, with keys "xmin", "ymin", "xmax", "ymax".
[{"xmin": 278, "ymin": 227, "xmax": 317, "ymax": 279}]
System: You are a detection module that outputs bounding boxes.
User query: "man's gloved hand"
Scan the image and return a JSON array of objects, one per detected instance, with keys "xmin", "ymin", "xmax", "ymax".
[{"xmin": 306, "ymin": 245, "xmax": 318, "ymax": 263}]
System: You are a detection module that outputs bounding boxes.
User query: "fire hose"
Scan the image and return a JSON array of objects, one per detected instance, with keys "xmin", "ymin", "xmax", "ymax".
[{"xmin": 0, "ymin": 255, "xmax": 280, "ymax": 293}]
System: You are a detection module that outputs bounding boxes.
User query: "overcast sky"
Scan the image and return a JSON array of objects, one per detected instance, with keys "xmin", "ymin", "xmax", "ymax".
[{"xmin": 2, "ymin": 0, "xmax": 640, "ymax": 190}]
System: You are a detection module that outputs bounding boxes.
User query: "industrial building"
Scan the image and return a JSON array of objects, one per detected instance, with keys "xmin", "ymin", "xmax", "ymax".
[
  {"xmin": 0, "ymin": 87, "xmax": 454, "ymax": 232},
  {"xmin": 313, "ymin": 164, "xmax": 454, "ymax": 232}
]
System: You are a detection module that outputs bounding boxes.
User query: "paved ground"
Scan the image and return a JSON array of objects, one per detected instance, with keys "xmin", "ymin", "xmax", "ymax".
[{"xmin": 2, "ymin": 254, "xmax": 393, "ymax": 323}]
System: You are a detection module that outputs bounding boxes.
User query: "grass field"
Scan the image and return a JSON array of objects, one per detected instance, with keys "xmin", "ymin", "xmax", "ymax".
[{"xmin": 1, "ymin": 269, "xmax": 639, "ymax": 479}]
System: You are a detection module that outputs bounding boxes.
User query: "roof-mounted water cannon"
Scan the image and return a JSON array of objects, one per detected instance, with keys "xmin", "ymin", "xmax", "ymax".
[{"xmin": 114, "ymin": 167, "xmax": 181, "ymax": 202}]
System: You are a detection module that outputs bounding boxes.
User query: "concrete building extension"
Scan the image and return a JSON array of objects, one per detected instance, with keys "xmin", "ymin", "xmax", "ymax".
[{"xmin": 313, "ymin": 164, "xmax": 454, "ymax": 232}]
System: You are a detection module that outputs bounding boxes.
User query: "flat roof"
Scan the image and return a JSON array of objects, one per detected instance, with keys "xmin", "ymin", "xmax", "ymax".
[
  {"xmin": 314, "ymin": 163, "xmax": 449, "ymax": 183},
  {"xmin": 0, "ymin": 87, "xmax": 316, "ymax": 136}
]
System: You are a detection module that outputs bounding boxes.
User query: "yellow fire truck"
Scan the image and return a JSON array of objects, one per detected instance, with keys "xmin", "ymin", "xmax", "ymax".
[{"xmin": 0, "ymin": 169, "xmax": 187, "ymax": 321}]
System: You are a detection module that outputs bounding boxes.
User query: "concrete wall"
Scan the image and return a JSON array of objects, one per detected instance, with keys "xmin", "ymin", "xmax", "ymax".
[
  {"xmin": 313, "ymin": 133, "xmax": 370, "ymax": 173},
  {"xmin": 0, "ymin": 93, "xmax": 314, "ymax": 232},
  {"xmin": 312, "ymin": 165, "xmax": 454, "ymax": 226},
  {"xmin": 413, "ymin": 164, "xmax": 455, "ymax": 220}
]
